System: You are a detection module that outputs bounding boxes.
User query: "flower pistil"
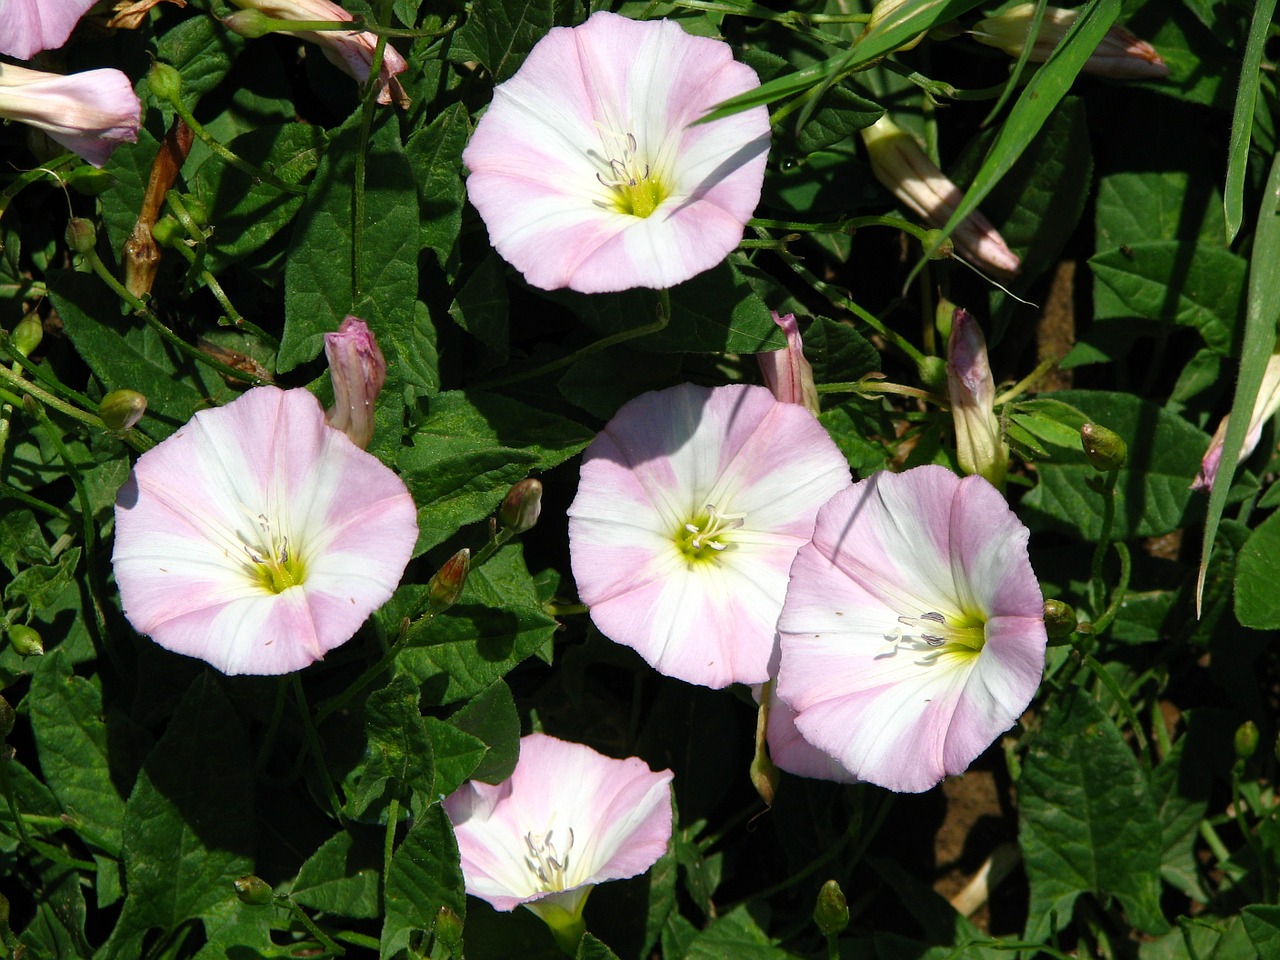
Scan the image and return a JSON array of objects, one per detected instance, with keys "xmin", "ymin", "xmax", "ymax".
[
  {"xmin": 524, "ymin": 828, "xmax": 575, "ymax": 892},
  {"xmin": 677, "ymin": 504, "xmax": 745, "ymax": 559},
  {"xmin": 594, "ymin": 129, "xmax": 667, "ymax": 218}
]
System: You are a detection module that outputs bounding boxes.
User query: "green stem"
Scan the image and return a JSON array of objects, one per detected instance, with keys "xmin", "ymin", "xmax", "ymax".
[
  {"xmin": 1083, "ymin": 653, "xmax": 1148, "ymax": 758},
  {"xmin": 0, "ymin": 362, "xmax": 150, "ymax": 453},
  {"xmin": 164, "ymin": 233, "xmax": 278, "ymax": 346},
  {"xmin": 164, "ymin": 97, "xmax": 305, "ymax": 195},
  {"xmin": 0, "ymin": 154, "xmax": 77, "ymax": 219},
  {"xmin": 278, "ymin": 896, "xmax": 346, "ymax": 956},
  {"xmin": 254, "ymin": 678, "xmax": 290, "ymax": 774},
  {"xmin": 382, "ymin": 795, "xmax": 400, "ymax": 911},
  {"xmin": 292, "ymin": 676, "xmax": 345, "ymax": 822},
  {"xmin": 1089, "ymin": 542, "xmax": 1130, "ymax": 636},
  {"xmin": 1087, "ymin": 468, "xmax": 1119, "ymax": 615},
  {"xmin": 0, "ymin": 753, "xmax": 32, "ymax": 846},
  {"xmin": 994, "ymin": 357, "xmax": 1058, "ymax": 405},
  {"xmin": 1231, "ymin": 760, "xmax": 1274, "ymax": 900},
  {"xmin": 817, "ymin": 379, "xmax": 944, "ymax": 404},
  {"xmin": 314, "ymin": 617, "xmax": 413, "ymax": 727}
]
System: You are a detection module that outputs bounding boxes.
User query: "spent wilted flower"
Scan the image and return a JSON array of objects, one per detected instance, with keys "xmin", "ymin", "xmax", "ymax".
[
  {"xmin": 463, "ymin": 11, "xmax": 770, "ymax": 293},
  {"xmin": 776, "ymin": 465, "xmax": 1047, "ymax": 793},
  {"xmin": 567, "ymin": 383, "xmax": 850, "ymax": 688},
  {"xmin": 758, "ymin": 311, "xmax": 820, "ymax": 415},
  {"xmin": 972, "ymin": 4, "xmax": 1168, "ymax": 80},
  {"xmin": 860, "ymin": 115, "xmax": 1021, "ymax": 278},
  {"xmin": 444, "ymin": 733, "xmax": 673, "ymax": 951},
  {"xmin": 0, "ymin": 0, "xmax": 96, "ymax": 59},
  {"xmin": 1192, "ymin": 347, "xmax": 1280, "ymax": 493},
  {"xmin": 112, "ymin": 387, "xmax": 418, "ymax": 675},
  {"xmin": 947, "ymin": 308, "xmax": 1007, "ymax": 487},
  {"xmin": 323, "ymin": 316, "xmax": 386, "ymax": 449},
  {"xmin": 226, "ymin": 0, "xmax": 409, "ymax": 106},
  {"xmin": 0, "ymin": 62, "xmax": 140, "ymax": 167}
]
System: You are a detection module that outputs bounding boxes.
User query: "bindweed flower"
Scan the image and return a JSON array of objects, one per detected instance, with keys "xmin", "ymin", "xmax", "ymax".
[
  {"xmin": 568, "ymin": 383, "xmax": 850, "ymax": 688},
  {"xmin": 112, "ymin": 386, "xmax": 418, "ymax": 676},
  {"xmin": 1192, "ymin": 348, "xmax": 1280, "ymax": 493},
  {"xmin": 776, "ymin": 465, "xmax": 1047, "ymax": 793},
  {"xmin": 0, "ymin": 0, "xmax": 97, "ymax": 59},
  {"xmin": 226, "ymin": 0, "xmax": 410, "ymax": 107},
  {"xmin": 463, "ymin": 11, "xmax": 770, "ymax": 294},
  {"xmin": 444, "ymin": 733, "xmax": 673, "ymax": 952},
  {"xmin": 323, "ymin": 316, "xmax": 386, "ymax": 449},
  {"xmin": 758, "ymin": 311, "xmax": 820, "ymax": 415},
  {"xmin": 860, "ymin": 115, "xmax": 1020, "ymax": 278},
  {"xmin": 947, "ymin": 308, "xmax": 1007, "ymax": 487},
  {"xmin": 972, "ymin": 4, "xmax": 1168, "ymax": 80},
  {"xmin": 0, "ymin": 63, "xmax": 141, "ymax": 167}
]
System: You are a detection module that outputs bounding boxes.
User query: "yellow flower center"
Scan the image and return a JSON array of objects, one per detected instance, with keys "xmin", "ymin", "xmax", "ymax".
[
  {"xmin": 240, "ymin": 513, "xmax": 307, "ymax": 595},
  {"xmin": 674, "ymin": 504, "xmax": 745, "ymax": 564},
  {"xmin": 595, "ymin": 130, "xmax": 668, "ymax": 218},
  {"xmin": 883, "ymin": 610, "xmax": 985, "ymax": 663},
  {"xmin": 524, "ymin": 828, "xmax": 574, "ymax": 892}
]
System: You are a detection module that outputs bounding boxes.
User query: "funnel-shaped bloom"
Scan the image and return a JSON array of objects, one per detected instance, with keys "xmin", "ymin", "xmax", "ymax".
[
  {"xmin": 973, "ymin": 4, "xmax": 1168, "ymax": 80},
  {"xmin": 324, "ymin": 316, "xmax": 386, "ymax": 449},
  {"xmin": 445, "ymin": 733, "xmax": 673, "ymax": 948},
  {"xmin": 0, "ymin": 63, "xmax": 141, "ymax": 167},
  {"xmin": 947, "ymin": 308, "xmax": 1007, "ymax": 487},
  {"xmin": 227, "ymin": 0, "xmax": 409, "ymax": 106},
  {"xmin": 861, "ymin": 115, "xmax": 1020, "ymax": 278},
  {"xmin": 112, "ymin": 387, "xmax": 418, "ymax": 675},
  {"xmin": 776, "ymin": 466, "xmax": 1046, "ymax": 793},
  {"xmin": 758, "ymin": 312, "xmax": 820, "ymax": 415},
  {"xmin": 0, "ymin": 0, "xmax": 96, "ymax": 59},
  {"xmin": 463, "ymin": 11, "xmax": 770, "ymax": 293},
  {"xmin": 568, "ymin": 383, "xmax": 851, "ymax": 688},
  {"xmin": 1193, "ymin": 347, "xmax": 1280, "ymax": 493}
]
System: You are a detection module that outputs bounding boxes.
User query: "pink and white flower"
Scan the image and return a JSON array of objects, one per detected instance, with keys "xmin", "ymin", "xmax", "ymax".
[
  {"xmin": 226, "ymin": 0, "xmax": 410, "ymax": 107},
  {"xmin": 463, "ymin": 11, "xmax": 770, "ymax": 293},
  {"xmin": 568, "ymin": 383, "xmax": 851, "ymax": 689},
  {"xmin": 324, "ymin": 315, "xmax": 386, "ymax": 449},
  {"xmin": 775, "ymin": 465, "xmax": 1046, "ymax": 793},
  {"xmin": 0, "ymin": 0, "xmax": 97, "ymax": 59},
  {"xmin": 445, "ymin": 733, "xmax": 673, "ymax": 948},
  {"xmin": 0, "ymin": 63, "xmax": 141, "ymax": 167},
  {"xmin": 112, "ymin": 386, "xmax": 418, "ymax": 676}
]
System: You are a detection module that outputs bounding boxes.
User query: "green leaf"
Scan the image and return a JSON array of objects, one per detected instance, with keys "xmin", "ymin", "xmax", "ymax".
[
  {"xmin": 291, "ymin": 829, "xmax": 383, "ymax": 920},
  {"xmin": 1090, "ymin": 242, "xmax": 1246, "ymax": 354},
  {"xmin": 793, "ymin": 85, "xmax": 883, "ymax": 155},
  {"xmin": 423, "ymin": 717, "xmax": 488, "ymax": 798},
  {"xmin": 156, "ymin": 15, "xmax": 245, "ymax": 103},
  {"xmin": 804, "ymin": 315, "xmax": 880, "ymax": 388},
  {"xmin": 381, "ymin": 805, "xmax": 466, "ymax": 960},
  {"xmin": 450, "ymin": 681, "xmax": 520, "ymax": 784},
  {"xmin": 116, "ymin": 674, "xmax": 254, "ymax": 935},
  {"xmin": 0, "ymin": 508, "xmax": 51, "ymax": 576},
  {"xmin": 28, "ymin": 651, "xmax": 126, "ymax": 856},
  {"xmin": 577, "ymin": 934, "xmax": 623, "ymax": 960},
  {"xmin": 1020, "ymin": 690, "xmax": 1168, "ymax": 942},
  {"xmin": 362, "ymin": 675, "xmax": 436, "ymax": 802},
  {"xmin": 684, "ymin": 905, "xmax": 793, "ymax": 960},
  {"xmin": 451, "ymin": 0, "xmax": 555, "ymax": 83},
  {"xmin": 1234, "ymin": 507, "xmax": 1280, "ymax": 628},
  {"xmin": 405, "ymin": 102, "xmax": 470, "ymax": 266},
  {"xmin": 1243, "ymin": 905, "xmax": 1280, "ymax": 958},
  {"xmin": 4, "ymin": 547, "xmax": 80, "ymax": 614},
  {"xmin": 449, "ymin": 254, "xmax": 510, "ymax": 362},
  {"xmin": 1096, "ymin": 170, "xmax": 1225, "ymax": 251}
]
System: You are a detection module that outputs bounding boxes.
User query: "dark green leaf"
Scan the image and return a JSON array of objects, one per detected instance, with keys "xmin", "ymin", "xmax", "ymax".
[
  {"xmin": 4, "ymin": 547, "xmax": 79, "ymax": 613},
  {"xmin": 451, "ymin": 0, "xmax": 555, "ymax": 82},
  {"xmin": 450, "ymin": 681, "xmax": 520, "ymax": 784},
  {"xmin": 423, "ymin": 717, "xmax": 488, "ymax": 798},
  {"xmin": 362, "ymin": 675, "xmax": 436, "ymax": 801},
  {"xmin": 1234, "ymin": 507, "xmax": 1280, "ymax": 629},
  {"xmin": 405, "ymin": 102, "xmax": 469, "ymax": 265},
  {"xmin": 381, "ymin": 805, "xmax": 466, "ymax": 960},
  {"xmin": 292, "ymin": 829, "xmax": 383, "ymax": 920}
]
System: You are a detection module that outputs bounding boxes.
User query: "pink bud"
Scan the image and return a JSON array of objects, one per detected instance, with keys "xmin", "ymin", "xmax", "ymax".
[
  {"xmin": 1192, "ymin": 349, "xmax": 1280, "ymax": 492},
  {"xmin": 323, "ymin": 316, "xmax": 386, "ymax": 449},
  {"xmin": 758, "ymin": 312, "xmax": 820, "ymax": 415},
  {"xmin": 973, "ymin": 5, "xmax": 1168, "ymax": 81},
  {"xmin": 947, "ymin": 308, "xmax": 1007, "ymax": 487}
]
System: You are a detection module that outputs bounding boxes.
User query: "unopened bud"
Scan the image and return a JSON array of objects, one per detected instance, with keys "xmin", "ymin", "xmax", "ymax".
[
  {"xmin": 862, "ymin": 0, "xmax": 926, "ymax": 52},
  {"xmin": 64, "ymin": 166, "xmax": 118, "ymax": 196},
  {"xmin": 1042, "ymin": 600, "xmax": 1076, "ymax": 642},
  {"xmin": 65, "ymin": 218, "xmax": 97, "ymax": 255},
  {"xmin": 99, "ymin": 389, "xmax": 148, "ymax": 431},
  {"xmin": 234, "ymin": 875, "xmax": 273, "ymax": 906},
  {"xmin": 222, "ymin": 9, "xmax": 276, "ymax": 39},
  {"xmin": 324, "ymin": 316, "xmax": 386, "ymax": 449},
  {"xmin": 1235, "ymin": 721, "xmax": 1259, "ymax": 761},
  {"xmin": 12, "ymin": 313, "xmax": 43, "ymax": 357},
  {"xmin": 0, "ymin": 696, "xmax": 13, "ymax": 738},
  {"xmin": 1081, "ymin": 423, "xmax": 1127, "ymax": 471},
  {"xmin": 147, "ymin": 62, "xmax": 184, "ymax": 102},
  {"xmin": 428, "ymin": 548, "xmax": 470, "ymax": 613},
  {"xmin": 151, "ymin": 216, "xmax": 184, "ymax": 248},
  {"xmin": 813, "ymin": 879, "xmax": 849, "ymax": 936},
  {"xmin": 434, "ymin": 905, "xmax": 464, "ymax": 949},
  {"xmin": 499, "ymin": 479, "xmax": 543, "ymax": 535},
  {"xmin": 922, "ymin": 228, "xmax": 954, "ymax": 260},
  {"xmin": 916, "ymin": 355, "xmax": 947, "ymax": 392},
  {"xmin": 8, "ymin": 624, "xmax": 44, "ymax": 657}
]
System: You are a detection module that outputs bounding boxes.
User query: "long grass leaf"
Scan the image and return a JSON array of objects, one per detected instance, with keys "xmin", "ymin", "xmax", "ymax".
[{"xmin": 1223, "ymin": 0, "xmax": 1276, "ymax": 243}]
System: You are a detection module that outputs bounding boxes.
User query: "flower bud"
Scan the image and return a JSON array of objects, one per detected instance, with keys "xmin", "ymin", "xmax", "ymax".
[
  {"xmin": 222, "ymin": 9, "xmax": 276, "ymax": 38},
  {"xmin": 500, "ymin": 479, "xmax": 543, "ymax": 535},
  {"xmin": 758, "ymin": 311, "xmax": 820, "ymax": 414},
  {"xmin": 947, "ymin": 308, "xmax": 1007, "ymax": 487},
  {"xmin": 1042, "ymin": 599, "xmax": 1076, "ymax": 642},
  {"xmin": 151, "ymin": 216, "xmax": 185, "ymax": 249},
  {"xmin": 973, "ymin": 4, "xmax": 1168, "ymax": 80},
  {"xmin": 921, "ymin": 228, "xmax": 954, "ymax": 260},
  {"xmin": 8, "ymin": 624, "xmax": 44, "ymax": 657},
  {"xmin": 1235, "ymin": 721, "xmax": 1259, "ymax": 761},
  {"xmin": 0, "ymin": 696, "xmax": 13, "ymax": 738},
  {"xmin": 1081, "ymin": 423, "xmax": 1127, "ymax": 471},
  {"xmin": 434, "ymin": 905, "xmax": 464, "ymax": 949},
  {"xmin": 427, "ymin": 548, "xmax": 470, "ymax": 614},
  {"xmin": 1192, "ymin": 348, "xmax": 1280, "ymax": 493},
  {"xmin": 323, "ymin": 316, "xmax": 386, "ymax": 450},
  {"xmin": 65, "ymin": 217, "xmax": 97, "ymax": 255},
  {"xmin": 233, "ymin": 875, "xmax": 274, "ymax": 906},
  {"xmin": 813, "ymin": 879, "xmax": 849, "ymax": 936},
  {"xmin": 147, "ymin": 62, "xmax": 184, "ymax": 103},
  {"xmin": 99, "ymin": 389, "xmax": 148, "ymax": 431},
  {"xmin": 12, "ymin": 313, "xmax": 43, "ymax": 358}
]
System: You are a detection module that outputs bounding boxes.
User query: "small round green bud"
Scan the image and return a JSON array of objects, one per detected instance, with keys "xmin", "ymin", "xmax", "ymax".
[
  {"xmin": 64, "ymin": 166, "xmax": 118, "ymax": 196},
  {"xmin": 8, "ymin": 624, "xmax": 44, "ymax": 657},
  {"xmin": 427, "ymin": 548, "xmax": 470, "ymax": 614},
  {"xmin": 233, "ymin": 875, "xmax": 273, "ymax": 906},
  {"xmin": 147, "ymin": 62, "xmax": 184, "ymax": 102},
  {"xmin": 1235, "ymin": 721, "xmax": 1259, "ymax": 761},
  {"xmin": 499, "ymin": 478, "xmax": 542, "ymax": 535},
  {"xmin": 434, "ymin": 905, "xmax": 464, "ymax": 949},
  {"xmin": 1042, "ymin": 599, "xmax": 1076, "ymax": 642},
  {"xmin": 1081, "ymin": 423, "xmax": 1127, "ymax": 471},
  {"xmin": 151, "ymin": 216, "xmax": 184, "ymax": 248},
  {"xmin": 916, "ymin": 355, "xmax": 948, "ymax": 392},
  {"xmin": 0, "ymin": 696, "xmax": 14, "ymax": 738},
  {"xmin": 922, "ymin": 228, "xmax": 954, "ymax": 260},
  {"xmin": 175, "ymin": 194, "xmax": 209, "ymax": 228},
  {"xmin": 222, "ymin": 10, "xmax": 276, "ymax": 39},
  {"xmin": 12, "ymin": 312, "xmax": 43, "ymax": 357},
  {"xmin": 99, "ymin": 389, "xmax": 148, "ymax": 431},
  {"xmin": 65, "ymin": 217, "xmax": 97, "ymax": 255},
  {"xmin": 813, "ymin": 879, "xmax": 849, "ymax": 937}
]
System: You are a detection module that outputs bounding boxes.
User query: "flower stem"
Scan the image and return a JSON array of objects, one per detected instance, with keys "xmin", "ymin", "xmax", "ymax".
[
  {"xmin": 382, "ymin": 795, "xmax": 400, "ymax": 910},
  {"xmin": 276, "ymin": 895, "xmax": 346, "ymax": 956},
  {"xmin": 292, "ymin": 675, "xmax": 345, "ymax": 822},
  {"xmin": 162, "ymin": 95, "xmax": 305, "ymax": 195},
  {"xmin": 0, "ymin": 357, "xmax": 151, "ymax": 453},
  {"xmin": 1087, "ymin": 468, "xmax": 1120, "ymax": 619}
]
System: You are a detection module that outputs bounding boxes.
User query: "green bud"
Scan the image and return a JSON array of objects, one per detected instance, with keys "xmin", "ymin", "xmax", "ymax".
[
  {"xmin": 916, "ymin": 354, "xmax": 947, "ymax": 392},
  {"xmin": 1042, "ymin": 599, "xmax": 1076, "ymax": 642},
  {"xmin": 222, "ymin": 10, "xmax": 277, "ymax": 39},
  {"xmin": 147, "ymin": 62, "xmax": 184, "ymax": 102},
  {"xmin": 8, "ymin": 624, "xmax": 44, "ymax": 657},
  {"xmin": 813, "ymin": 879, "xmax": 849, "ymax": 937},
  {"xmin": 434, "ymin": 905, "xmax": 464, "ymax": 949},
  {"xmin": 173, "ymin": 193, "xmax": 209, "ymax": 228},
  {"xmin": 64, "ymin": 165, "xmax": 118, "ymax": 196},
  {"xmin": 427, "ymin": 548, "xmax": 470, "ymax": 614},
  {"xmin": 499, "ymin": 478, "xmax": 542, "ymax": 534},
  {"xmin": 0, "ymin": 696, "xmax": 14, "ymax": 738},
  {"xmin": 1081, "ymin": 423, "xmax": 1127, "ymax": 471},
  {"xmin": 233, "ymin": 875, "xmax": 273, "ymax": 906},
  {"xmin": 1235, "ymin": 721, "xmax": 1259, "ymax": 761},
  {"xmin": 151, "ymin": 216, "xmax": 184, "ymax": 248},
  {"xmin": 922, "ymin": 228, "xmax": 955, "ymax": 260},
  {"xmin": 99, "ymin": 389, "xmax": 148, "ymax": 431},
  {"xmin": 12, "ymin": 312, "xmax": 43, "ymax": 357},
  {"xmin": 65, "ymin": 217, "xmax": 97, "ymax": 255}
]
